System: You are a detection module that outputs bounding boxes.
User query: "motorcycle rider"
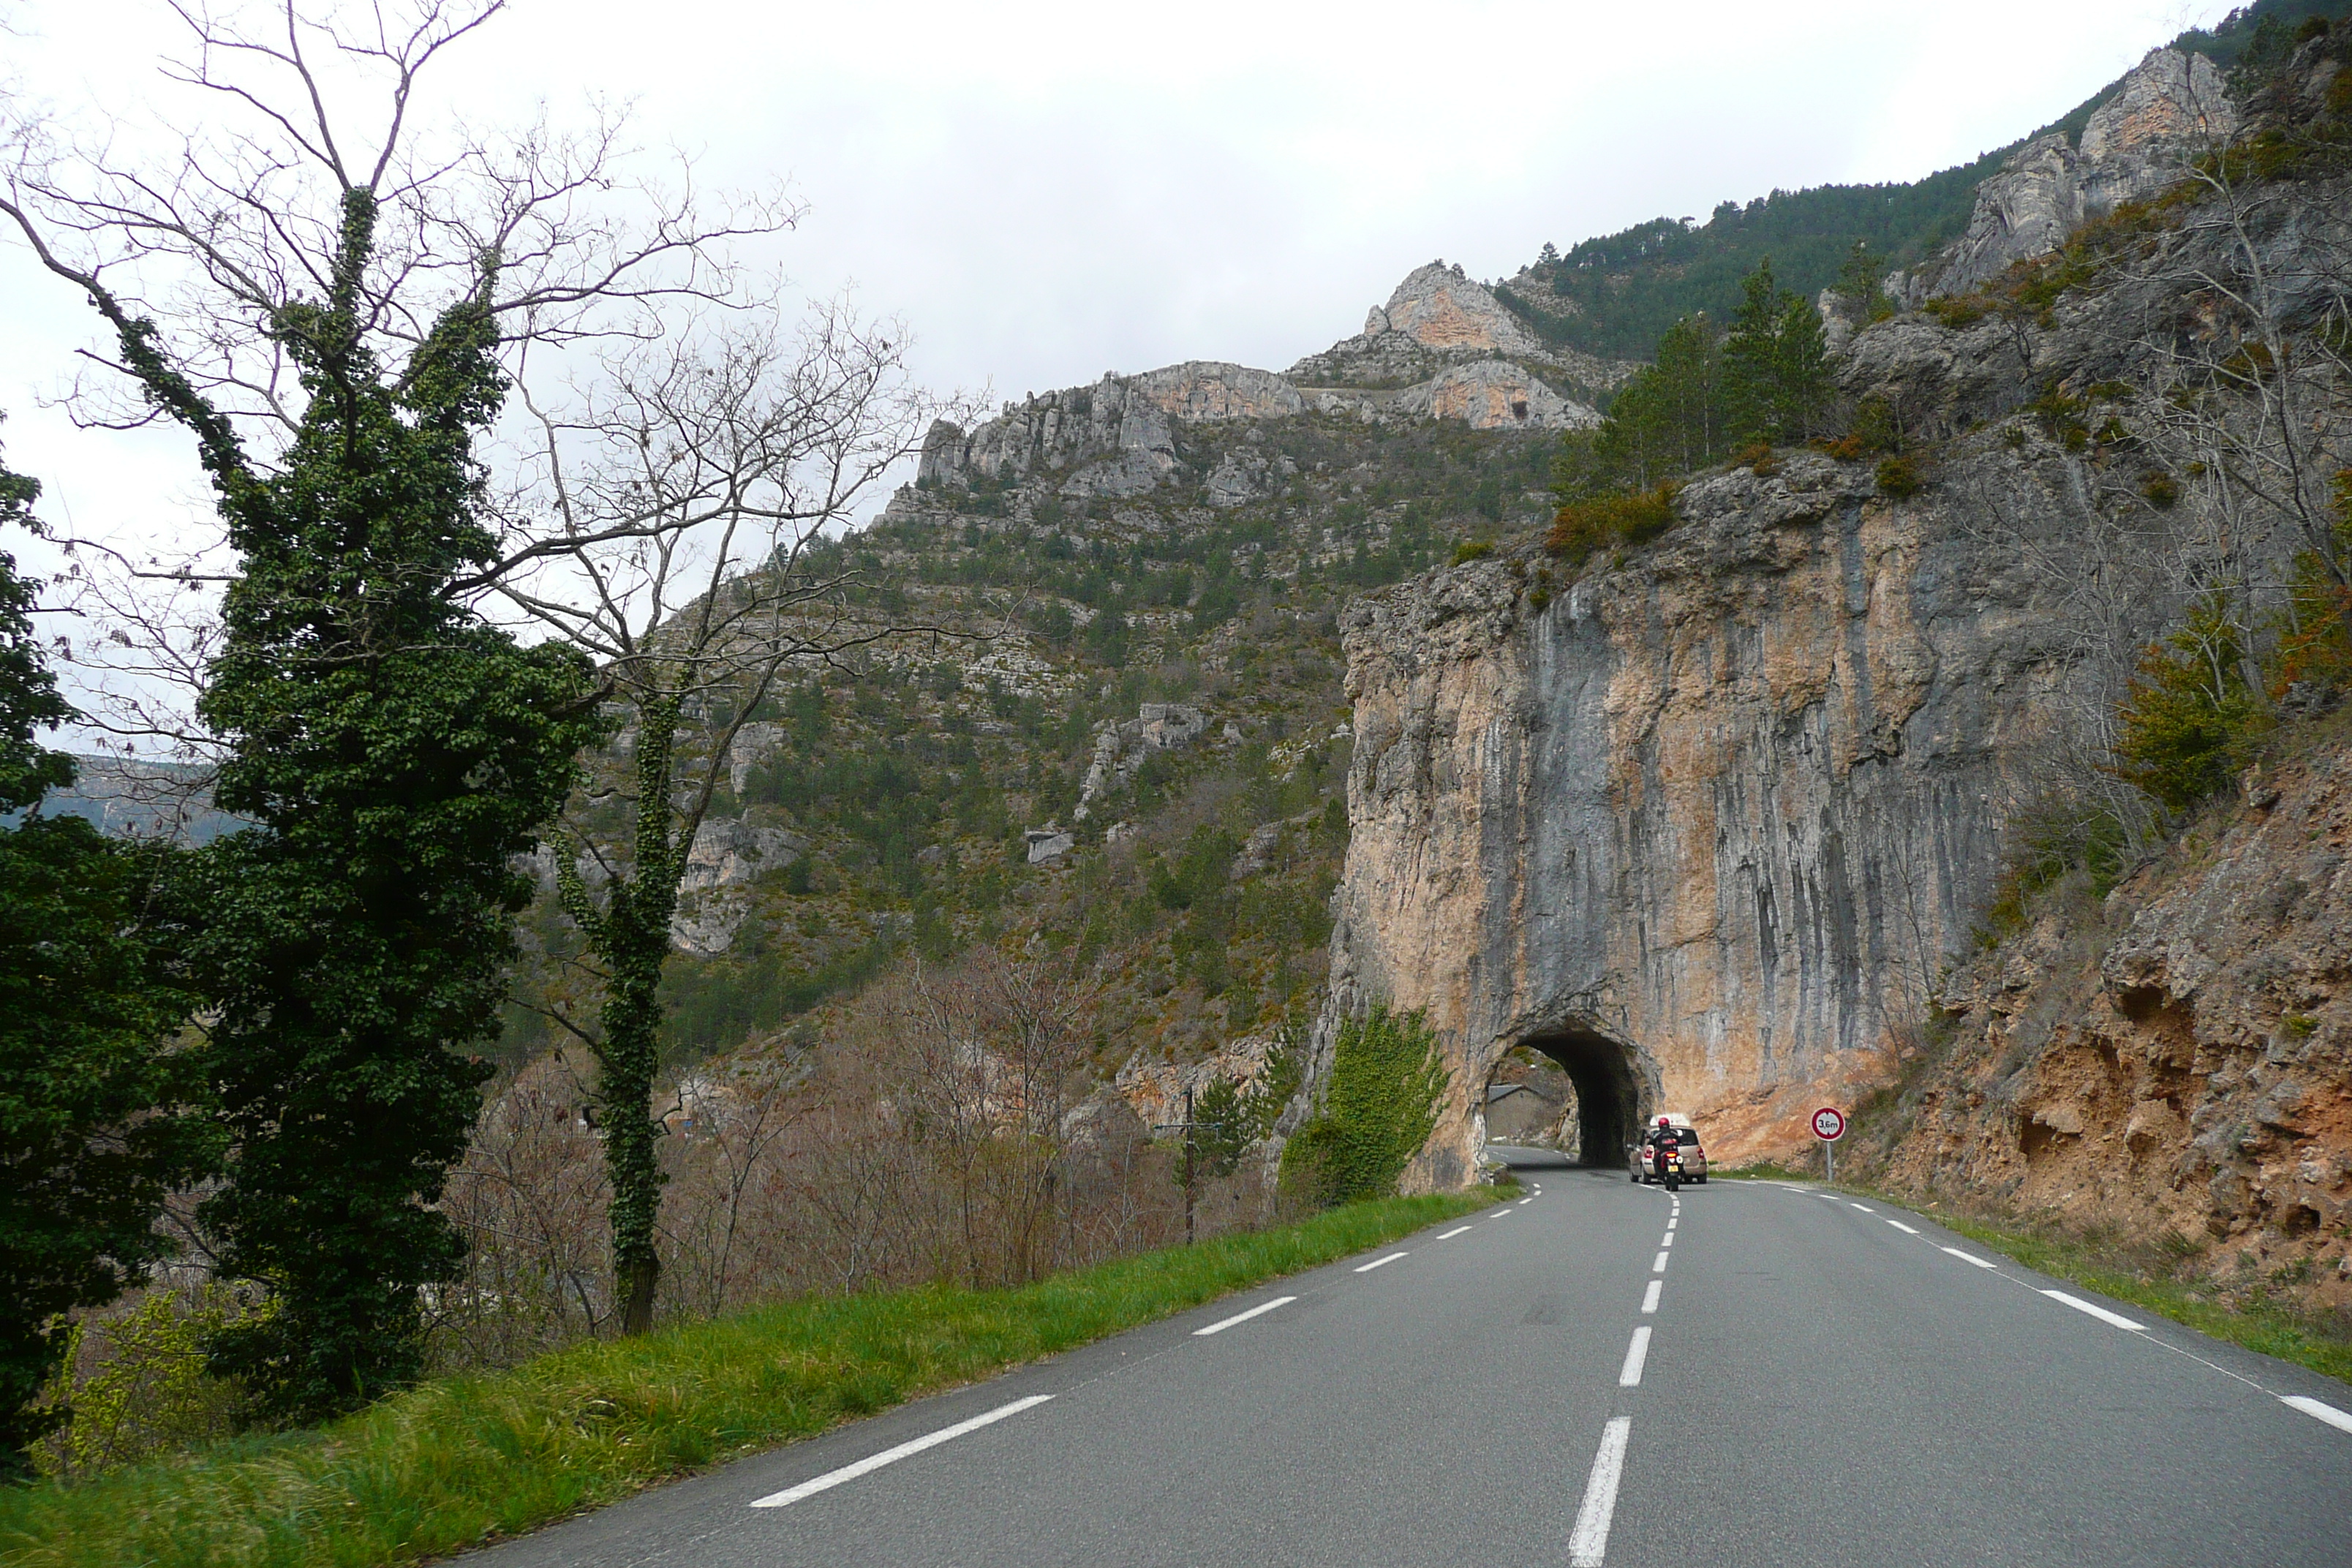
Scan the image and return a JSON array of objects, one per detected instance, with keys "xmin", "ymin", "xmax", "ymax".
[{"xmin": 1645, "ymin": 1115, "xmax": 1684, "ymax": 1180}]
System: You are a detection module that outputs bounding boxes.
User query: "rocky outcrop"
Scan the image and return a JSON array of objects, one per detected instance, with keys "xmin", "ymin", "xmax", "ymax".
[
  {"xmin": 1288, "ymin": 260, "xmax": 1632, "ymax": 400},
  {"xmin": 1927, "ymin": 48, "xmax": 2236, "ymax": 298},
  {"xmin": 1324, "ymin": 442, "xmax": 2131, "ymax": 1185},
  {"xmin": 911, "ymin": 267, "xmax": 1614, "ymax": 502},
  {"xmin": 1876, "ymin": 747, "xmax": 2352, "ymax": 1311},
  {"xmin": 1076, "ymin": 702, "xmax": 1213, "ymax": 820}
]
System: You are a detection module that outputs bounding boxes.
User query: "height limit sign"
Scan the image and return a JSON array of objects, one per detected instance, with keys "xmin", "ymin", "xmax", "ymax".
[{"xmin": 1812, "ymin": 1105, "xmax": 1846, "ymax": 1183}]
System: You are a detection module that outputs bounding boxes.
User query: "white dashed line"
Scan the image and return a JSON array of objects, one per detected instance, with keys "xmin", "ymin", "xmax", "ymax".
[
  {"xmin": 1491, "ymin": 1210, "xmax": 1513, "ymax": 1221},
  {"xmin": 1617, "ymin": 1325, "xmax": 1652, "ymax": 1387},
  {"xmin": 2041, "ymin": 1290, "xmax": 2145, "ymax": 1332},
  {"xmin": 1568, "ymin": 1417, "xmax": 1631, "ymax": 1567},
  {"xmin": 1439, "ymin": 1226, "xmax": 1474, "ymax": 1240},
  {"xmin": 1886, "ymin": 1220, "xmax": 1920, "ymax": 1235},
  {"xmin": 1660, "ymin": 1232, "xmax": 1674, "ymax": 1247},
  {"xmin": 1665, "ymin": 1217, "xmax": 1677, "ymax": 1230},
  {"xmin": 2283, "ymin": 1395, "xmax": 2352, "ymax": 1434},
  {"xmin": 1352, "ymin": 1252, "xmax": 1407, "ymax": 1274},
  {"xmin": 1849, "ymin": 1203, "xmax": 1876, "ymax": 1213},
  {"xmin": 1641, "ymin": 1279, "xmax": 1662, "ymax": 1314},
  {"xmin": 749, "ymin": 1395, "xmax": 1055, "ymax": 1507},
  {"xmin": 1651, "ymin": 1251, "xmax": 1669, "ymax": 1273},
  {"xmin": 1193, "ymin": 1296, "xmax": 1297, "ymax": 1337},
  {"xmin": 1941, "ymin": 1247, "xmax": 1997, "ymax": 1268}
]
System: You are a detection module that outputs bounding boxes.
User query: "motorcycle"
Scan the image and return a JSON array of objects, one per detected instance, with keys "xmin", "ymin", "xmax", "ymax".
[{"xmin": 1662, "ymin": 1147, "xmax": 1682, "ymax": 1193}]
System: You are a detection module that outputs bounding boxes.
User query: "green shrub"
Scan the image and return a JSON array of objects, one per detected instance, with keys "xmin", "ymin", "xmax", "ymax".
[
  {"xmin": 1281, "ymin": 1005, "xmax": 1450, "ymax": 1207},
  {"xmin": 2113, "ymin": 595, "xmax": 2268, "ymax": 815},
  {"xmin": 1450, "ymin": 540, "xmax": 1496, "ymax": 566},
  {"xmin": 2140, "ymin": 472, "xmax": 2182, "ymax": 509},
  {"xmin": 1875, "ymin": 456, "xmax": 1926, "ymax": 497},
  {"xmin": 1921, "ymin": 295, "xmax": 1986, "ymax": 328},
  {"xmin": 1546, "ymin": 484, "xmax": 1678, "ymax": 565}
]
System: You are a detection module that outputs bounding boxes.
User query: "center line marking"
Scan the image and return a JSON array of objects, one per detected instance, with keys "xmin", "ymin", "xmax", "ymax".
[
  {"xmin": 1660, "ymin": 1232, "xmax": 1675, "ymax": 1247},
  {"xmin": 1941, "ymin": 1247, "xmax": 1997, "ymax": 1269},
  {"xmin": 1849, "ymin": 1203, "xmax": 1875, "ymax": 1212},
  {"xmin": 1568, "ymin": 1417, "xmax": 1631, "ymax": 1567},
  {"xmin": 1886, "ymin": 1219, "xmax": 1920, "ymax": 1234},
  {"xmin": 2283, "ymin": 1395, "xmax": 2352, "ymax": 1434},
  {"xmin": 1617, "ymin": 1325, "xmax": 1652, "ymax": 1386},
  {"xmin": 749, "ymin": 1395, "xmax": 1054, "ymax": 1507},
  {"xmin": 1352, "ymin": 1251, "xmax": 1407, "ymax": 1274},
  {"xmin": 1651, "ymin": 1251, "xmax": 1669, "ymax": 1273},
  {"xmin": 1439, "ymin": 1225, "xmax": 1474, "ymax": 1240},
  {"xmin": 2041, "ymin": 1290, "xmax": 2145, "ymax": 1332},
  {"xmin": 1665, "ymin": 1217, "xmax": 1677, "ymax": 1230},
  {"xmin": 1519, "ymin": 1196, "xmax": 1535, "ymax": 1205},
  {"xmin": 1193, "ymin": 1295, "xmax": 1297, "ymax": 1336},
  {"xmin": 1641, "ymin": 1279, "xmax": 1662, "ymax": 1314}
]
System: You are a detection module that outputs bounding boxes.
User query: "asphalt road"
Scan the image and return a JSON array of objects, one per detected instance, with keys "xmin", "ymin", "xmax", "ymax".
[{"xmin": 478, "ymin": 1148, "xmax": 2352, "ymax": 1567}]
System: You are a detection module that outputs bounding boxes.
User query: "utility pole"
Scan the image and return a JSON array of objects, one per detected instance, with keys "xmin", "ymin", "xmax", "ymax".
[{"xmin": 1183, "ymin": 1085, "xmax": 1197, "ymax": 1246}]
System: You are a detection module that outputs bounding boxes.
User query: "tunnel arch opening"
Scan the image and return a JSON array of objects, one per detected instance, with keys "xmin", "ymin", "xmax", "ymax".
[{"xmin": 1515, "ymin": 1028, "xmax": 1646, "ymax": 1167}]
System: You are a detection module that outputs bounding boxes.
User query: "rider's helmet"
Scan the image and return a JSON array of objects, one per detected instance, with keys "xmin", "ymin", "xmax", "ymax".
[{"xmin": 1658, "ymin": 1116, "xmax": 1672, "ymax": 1128}]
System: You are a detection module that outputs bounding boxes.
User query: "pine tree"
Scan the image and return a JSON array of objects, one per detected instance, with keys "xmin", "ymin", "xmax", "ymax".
[{"xmin": 1721, "ymin": 257, "xmax": 1834, "ymax": 444}]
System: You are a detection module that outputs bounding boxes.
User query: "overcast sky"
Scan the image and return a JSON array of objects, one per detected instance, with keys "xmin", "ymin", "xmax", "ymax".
[{"xmin": 3, "ymin": 0, "xmax": 2230, "ymax": 549}]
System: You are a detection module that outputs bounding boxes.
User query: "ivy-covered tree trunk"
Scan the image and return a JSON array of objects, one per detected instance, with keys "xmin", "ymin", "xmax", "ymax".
[
  {"xmin": 61, "ymin": 192, "xmax": 603, "ymax": 1420},
  {"xmin": 558, "ymin": 697, "xmax": 685, "ymax": 1337}
]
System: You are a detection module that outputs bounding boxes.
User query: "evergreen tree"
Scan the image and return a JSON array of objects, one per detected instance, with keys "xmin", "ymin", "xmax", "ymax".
[
  {"xmin": 1833, "ymin": 239, "xmax": 1895, "ymax": 325},
  {"xmin": 0, "ymin": 430, "xmax": 210, "ymax": 1477},
  {"xmin": 1559, "ymin": 314, "xmax": 1727, "ymax": 495},
  {"xmin": 1721, "ymin": 257, "xmax": 1834, "ymax": 444},
  {"xmin": 50, "ymin": 193, "xmax": 604, "ymax": 1420},
  {"xmin": 2112, "ymin": 595, "xmax": 2266, "ymax": 815}
]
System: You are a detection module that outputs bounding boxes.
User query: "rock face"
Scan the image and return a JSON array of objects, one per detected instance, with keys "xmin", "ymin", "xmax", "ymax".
[
  {"xmin": 1928, "ymin": 48, "xmax": 2236, "ymax": 298},
  {"xmin": 1076, "ymin": 702, "xmax": 1213, "ymax": 820},
  {"xmin": 1876, "ymin": 747, "xmax": 2352, "ymax": 1311},
  {"xmin": 911, "ymin": 266, "xmax": 1627, "ymax": 501},
  {"xmin": 1325, "ymin": 445, "xmax": 2108, "ymax": 1185}
]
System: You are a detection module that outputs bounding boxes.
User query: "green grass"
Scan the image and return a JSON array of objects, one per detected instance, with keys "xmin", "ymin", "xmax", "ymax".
[
  {"xmin": 0, "ymin": 1192, "xmax": 1486, "ymax": 1567},
  {"xmin": 1804, "ymin": 1180, "xmax": 2352, "ymax": 1390},
  {"xmin": 1925, "ymin": 1211, "xmax": 2352, "ymax": 1388}
]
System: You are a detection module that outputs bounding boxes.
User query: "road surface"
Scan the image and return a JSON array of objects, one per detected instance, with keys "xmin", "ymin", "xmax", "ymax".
[{"xmin": 479, "ymin": 1147, "xmax": 2352, "ymax": 1567}]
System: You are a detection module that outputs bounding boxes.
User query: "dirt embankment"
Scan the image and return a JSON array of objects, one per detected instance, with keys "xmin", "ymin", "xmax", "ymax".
[{"xmin": 1861, "ymin": 727, "xmax": 2352, "ymax": 1313}]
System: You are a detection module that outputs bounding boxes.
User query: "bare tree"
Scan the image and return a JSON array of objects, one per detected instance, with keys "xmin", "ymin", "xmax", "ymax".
[
  {"xmin": 496, "ymin": 308, "xmax": 947, "ymax": 1334},
  {"xmin": 1, "ymin": 0, "xmax": 796, "ymax": 753}
]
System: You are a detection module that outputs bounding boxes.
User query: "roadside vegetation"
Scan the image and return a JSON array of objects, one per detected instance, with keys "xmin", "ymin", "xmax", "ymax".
[{"xmin": 0, "ymin": 1191, "xmax": 1484, "ymax": 1568}]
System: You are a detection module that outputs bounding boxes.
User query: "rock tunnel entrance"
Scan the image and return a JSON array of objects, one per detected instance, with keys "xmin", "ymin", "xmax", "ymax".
[{"xmin": 1518, "ymin": 1028, "xmax": 1645, "ymax": 1167}]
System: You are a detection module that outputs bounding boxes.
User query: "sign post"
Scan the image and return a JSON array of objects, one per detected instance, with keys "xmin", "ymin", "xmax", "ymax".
[{"xmin": 1811, "ymin": 1105, "xmax": 1847, "ymax": 1184}]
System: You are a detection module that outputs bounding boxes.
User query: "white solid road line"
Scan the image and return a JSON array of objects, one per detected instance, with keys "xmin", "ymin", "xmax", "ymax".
[
  {"xmin": 749, "ymin": 1395, "xmax": 1055, "ymax": 1507},
  {"xmin": 2042, "ymin": 1289, "xmax": 2146, "ymax": 1332},
  {"xmin": 1193, "ymin": 1295, "xmax": 1298, "ymax": 1337},
  {"xmin": 1641, "ymin": 1278, "xmax": 1662, "ymax": 1314},
  {"xmin": 1568, "ymin": 1417, "xmax": 1632, "ymax": 1567},
  {"xmin": 2282, "ymin": 1395, "xmax": 2352, "ymax": 1434},
  {"xmin": 1942, "ymin": 1247, "xmax": 1997, "ymax": 1268},
  {"xmin": 1651, "ymin": 1251, "xmax": 1670, "ymax": 1273},
  {"xmin": 1352, "ymin": 1251, "xmax": 1408, "ymax": 1274},
  {"xmin": 1618, "ymin": 1325, "xmax": 1652, "ymax": 1386},
  {"xmin": 1439, "ymin": 1226, "xmax": 1474, "ymax": 1240},
  {"xmin": 1887, "ymin": 1220, "xmax": 1921, "ymax": 1235}
]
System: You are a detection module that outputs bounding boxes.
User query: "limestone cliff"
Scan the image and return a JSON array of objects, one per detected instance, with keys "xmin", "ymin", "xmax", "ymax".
[
  {"xmin": 913, "ymin": 265, "xmax": 1633, "ymax": 502},
  {"xmin": 1320, "ymin": 35, "xmax": 2352, "ymax": 1188},
  {"xmin": 1921, "ymin": 48, "xmax": 2237, "ymax": 299},
  {"xmin": 1326, "ymin": 445, "xmax": 2091, "ymax": 1183}
]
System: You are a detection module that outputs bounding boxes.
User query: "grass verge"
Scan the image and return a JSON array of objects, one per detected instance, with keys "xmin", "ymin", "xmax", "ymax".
[
  {"xmin": 1806, "ymin": 1180, "xmax": 2352, "ymax": 1390},
  {"xmin": 1926, "ymin": 1210, "xmax": 2352, "ymax": 1387},
  {"xmin": 0, "ymin": 1191, "xmax": 1485, "ymax": 1568}
]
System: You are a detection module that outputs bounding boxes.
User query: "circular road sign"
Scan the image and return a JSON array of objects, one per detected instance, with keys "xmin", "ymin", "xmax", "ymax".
[{"xmin": 1811, "ymin": 1106, "xmax": 1847, "ymax": 1142}]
